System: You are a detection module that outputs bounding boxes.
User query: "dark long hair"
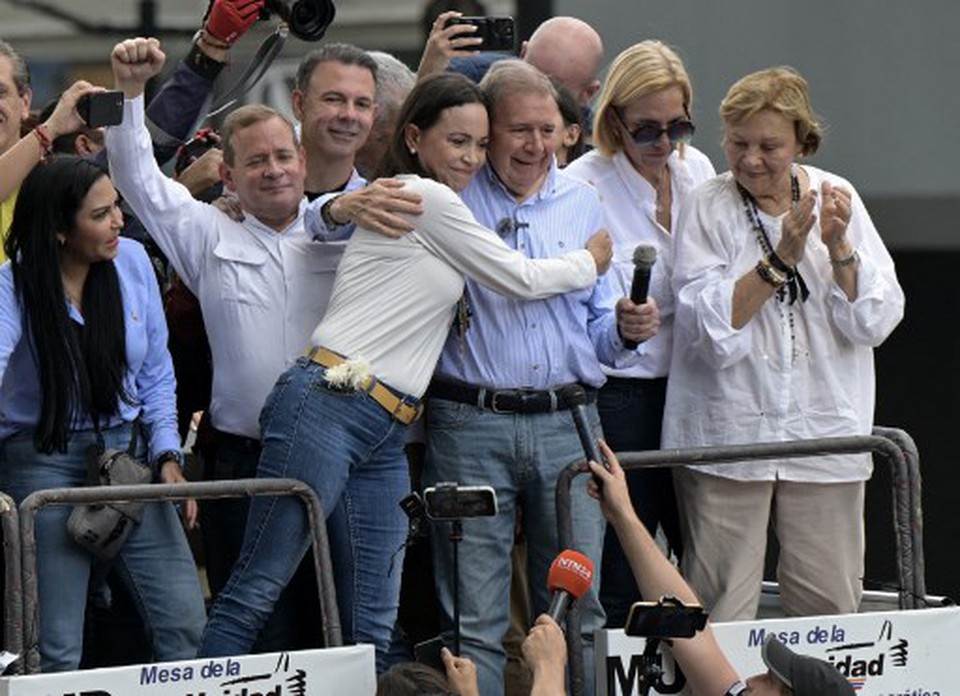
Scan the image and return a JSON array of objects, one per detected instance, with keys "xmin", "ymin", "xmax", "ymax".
[
  {"xmin": 377, "ymin": 72, "xmax": 488, "ymax": 180},
  {"xmin": 4, "ymin": 156, "xmax": 131, "ymax": 453}
]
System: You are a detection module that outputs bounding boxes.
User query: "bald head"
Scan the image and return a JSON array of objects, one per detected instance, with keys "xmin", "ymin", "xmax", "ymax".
[{"xmin": 521, "ymin": 17, "xmax": 603, "ymax": 106}]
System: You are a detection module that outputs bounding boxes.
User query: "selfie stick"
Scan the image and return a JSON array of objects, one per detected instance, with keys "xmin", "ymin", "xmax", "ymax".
[{"xmin": 451, "ymin": 515, "xmax": 464, "ymax": 654}]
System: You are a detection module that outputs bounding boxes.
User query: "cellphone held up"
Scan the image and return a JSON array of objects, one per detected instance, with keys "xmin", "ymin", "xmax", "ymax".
[{"xmin": 444, "ymin": 15, "xmax": 517, "ymax": 53}]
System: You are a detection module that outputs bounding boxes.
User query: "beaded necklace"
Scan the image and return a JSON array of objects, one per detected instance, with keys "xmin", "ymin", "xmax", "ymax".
[
  {"xmin": 736, "ymin": 173, "xmax": 810, "ymax": 305},
  {"xmin": 737, "ymin": 172, "xmax": 809, "ymax": 365}
]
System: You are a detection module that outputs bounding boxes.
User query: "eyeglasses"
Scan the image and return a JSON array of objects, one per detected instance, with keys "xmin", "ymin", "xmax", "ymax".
[{"xmin": 618, "ymin": 111, "xmax": 696, "ymax": 147}]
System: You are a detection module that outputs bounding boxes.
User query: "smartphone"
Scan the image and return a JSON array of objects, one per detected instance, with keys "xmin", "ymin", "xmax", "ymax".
[
  {"xmin": 414, "ymin": 635, "xmax": 447, "ymax": 672},
  {"xmin": 444, "ymin": 16, "xmax": 517, "ymax": 53},
  {"xmin": 624, "ymin": 601, "xmax": 707, "ymax": 639},
  {"xmin": 423, "ymin": 483, "xmax": 498, "ymax": 520},
  {"xmin": 77, "ymin": 90, "xmax": 124, "ymax": 128}
]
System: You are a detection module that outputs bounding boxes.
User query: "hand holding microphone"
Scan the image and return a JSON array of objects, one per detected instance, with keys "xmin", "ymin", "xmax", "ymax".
[
  {"xmin": 546, "ymin": 549, "xmax": 595, "ymax": 624},
  {"xmin": 559, "ymin": 384, "xmax": 609, "ymax": 488},
  {"xmin": 619, "ymin": 244, "xmax": 660, "ymax": 350}
]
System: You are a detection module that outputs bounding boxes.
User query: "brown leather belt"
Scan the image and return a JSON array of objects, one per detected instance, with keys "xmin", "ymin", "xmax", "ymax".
[{"xmin": 305, "ymin": 346, "xmax": 423, "ymax": 425}]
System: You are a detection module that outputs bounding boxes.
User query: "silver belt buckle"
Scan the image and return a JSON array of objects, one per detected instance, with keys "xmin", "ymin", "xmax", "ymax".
[{"xmin": 490, "ymin": 390, "xmax": 513, "ymax": 414}]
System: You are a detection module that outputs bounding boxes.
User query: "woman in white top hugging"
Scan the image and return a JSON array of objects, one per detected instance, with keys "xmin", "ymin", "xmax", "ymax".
[
  {"xmin": 565, "ymin": 40, "xmax": 716, "ymax": 628},
  {"xmin": 664, "ymin": 67, "xmax": 904, "ymax": 622},
  {"xmin": 198, "ymin": 72, "xmax": 612, "ymax": 670}
]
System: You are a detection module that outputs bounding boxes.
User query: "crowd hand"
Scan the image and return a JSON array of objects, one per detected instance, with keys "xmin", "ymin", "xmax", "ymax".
[
  {"xmin": 585, "ymin": 230, "xmax": 612, "ymax": 274},
  {"xmin": 43, "ymin": 80, "xmax": 103, "ymax": 137},
  {"xmin": 212, "ymin": 193, "xmax": 244, "ymax": 221},
  {"xmin": 159, "ymin": 460, "xmax": 198, "ymax": 530},
  {"xmin": 176, "ymin": 148, "xmax": 224, "ymax": 198},
  {"xmin": 111, "ymin": 37, "xmax": 166, "ymax": 99},
  {"xmin": 819, "ymin": 180, "xmax": 854, "ymax": 252},
  {"xmin": 775, "ymin": 188, "xmax": 816, "ymax": 266},
  {"xmin": 331, "ymin": 179, "xmax": 423, "ymax": 238},
  {"xmin": 616, "ymin": 295, "xmax": 660, "ymax": 344},
  {"xmin": 417, "ymin": 10, "xmax": 483, "ymax": 79},
  {"xmin": 587, "ymin": 440, "xmax": 633, "ymax": 526},
  {"xmin": 204, "ymin": 0, "xmax": 265, "ymax": 46},
  {"xmin": 522, "ymin": 615, "xmax": 567, "ymax": 690},
  {"xmin": 441, "ymin": 647, "xmax": 480, "ymax": 696}
]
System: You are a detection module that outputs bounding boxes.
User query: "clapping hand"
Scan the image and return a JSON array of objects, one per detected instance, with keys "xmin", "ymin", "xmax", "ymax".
[
  {"xmin": 775, "ymin": 189, "xmax": 817, "ymax": 267},
  {"xmin": 819, "ymin": 180, "xmax": 854, "ymax": 252}
]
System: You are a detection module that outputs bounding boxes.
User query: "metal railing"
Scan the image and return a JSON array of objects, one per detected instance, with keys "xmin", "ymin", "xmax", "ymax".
[
  {"xmin": 18, "ymin": 478, "xmax": 339, "ymax": 674},
  {"xmin": 554, "ymin": 427, "xmax": 923, "ymax": 696},
  {"xmin": 0, "ymin": 491, "xmax": 22, "ymax": 667}
]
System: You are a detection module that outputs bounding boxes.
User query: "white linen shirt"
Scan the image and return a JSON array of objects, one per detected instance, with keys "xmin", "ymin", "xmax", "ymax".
[
  {"xmin": 566, "ymin": 147, "xmax": 716, "ymax": 378},
  {"xmin": 662, "ymin": 166, "xmax": 904, "ymax": 482},
  {"xmin": 107, "ymin": 95, "xmax": 341, "ymax": 439},
  {"xmin": 307, "ymin": 175, "xmax": 597, "ymax": 397}
]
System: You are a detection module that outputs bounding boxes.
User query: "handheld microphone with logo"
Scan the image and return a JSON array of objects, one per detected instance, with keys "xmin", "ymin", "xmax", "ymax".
[
  {"xmin": 623, "ymin": 244, "xmax": 658, "ymax": 350},
  {"xmin": 547, "ymin": 550, "xmax": 595, "ymax": 625}
]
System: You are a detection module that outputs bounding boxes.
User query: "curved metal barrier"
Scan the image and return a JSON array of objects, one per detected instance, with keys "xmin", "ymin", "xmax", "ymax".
[
  {"xmin": 872, "ymin": 425, "xmax": 926, "ymax": 601},
  {"xmin": 0, "ymin": 491, "xmax": 22, "ymax": 669},
  {"xmin": 18, "ymin": 478, "xmax": 339, "ymax": 674},
  {"xmin": 555, "ymin": 427, "xmax": 923, "ymax": 696}
]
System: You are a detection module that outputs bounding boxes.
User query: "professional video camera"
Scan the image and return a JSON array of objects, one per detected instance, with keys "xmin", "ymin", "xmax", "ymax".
[{"xmin": 264, "ymin": 0, "xmax": 335, "ymax": 41}]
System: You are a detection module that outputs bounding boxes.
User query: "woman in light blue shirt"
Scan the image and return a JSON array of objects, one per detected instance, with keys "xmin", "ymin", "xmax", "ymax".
[{"xmin": 0, "ymin": 156, "xmax": 205, "ymax": 672}]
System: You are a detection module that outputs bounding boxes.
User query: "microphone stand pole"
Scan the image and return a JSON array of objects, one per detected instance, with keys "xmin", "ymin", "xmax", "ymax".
[{"xmin": 450, "ymin": 518, "xmax": 464, "ymax": 655}]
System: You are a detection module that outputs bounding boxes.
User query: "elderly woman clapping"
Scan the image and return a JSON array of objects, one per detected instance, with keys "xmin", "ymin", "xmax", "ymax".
[{"xmin": 664, "ymin": 67, "xmax": 904, "ymax": 622}]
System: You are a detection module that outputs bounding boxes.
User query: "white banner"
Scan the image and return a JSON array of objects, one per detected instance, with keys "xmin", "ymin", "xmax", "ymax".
[
  {"xmin": 0, "ymin": 645, "xmax": 375, "ymax": 696},
  {"xmin": 597, "ymin": 607, "xmax": 960, "ymax": 695}
]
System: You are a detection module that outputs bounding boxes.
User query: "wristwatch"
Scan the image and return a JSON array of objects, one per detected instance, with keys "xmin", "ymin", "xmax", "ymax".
[{"xmin": 320, "ymin": 194, "xmax": 345, "ymax": 227}]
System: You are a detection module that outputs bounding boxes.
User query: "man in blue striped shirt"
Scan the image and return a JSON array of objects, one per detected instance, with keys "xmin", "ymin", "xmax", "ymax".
[{"xmin": 423, "ymin": 59, "xmax": 658, "ymax": 696}]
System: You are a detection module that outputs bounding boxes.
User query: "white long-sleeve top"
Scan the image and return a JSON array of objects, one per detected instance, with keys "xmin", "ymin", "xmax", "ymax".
[
  {"xmin": 107, "ymin": 95, "xmax": 340, "ymax": 439},
  {"xmin": 308, "ymin": 174, "xmax": 597, "ymax": 397},
  {"xmin": 662, "ymin": 166, "xmax": 904, "ymax": 482},
  {"xmin": 566, "ymin": 147, "xmax": 716, "ymax": 378}
]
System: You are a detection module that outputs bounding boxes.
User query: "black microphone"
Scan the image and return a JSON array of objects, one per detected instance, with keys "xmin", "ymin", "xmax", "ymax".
[
  {"xmin": 559, "ymin": 384, "xmax": 608, "ymax": 486},
  {"xmin": 623, "ymin": 244, "xmax": 658, "ymax": 350},
  {"xmin": 496, "ymin": 217, "xmax": 529, "ymax": 237}
]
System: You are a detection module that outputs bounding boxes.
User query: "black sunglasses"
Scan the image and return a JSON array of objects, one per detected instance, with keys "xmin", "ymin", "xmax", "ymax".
[{"xmin": 617, "ymin": 109, "xmax": 696, "ymax": 147}]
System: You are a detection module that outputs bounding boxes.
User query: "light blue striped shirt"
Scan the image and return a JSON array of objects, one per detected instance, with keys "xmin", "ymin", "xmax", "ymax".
[
  {"xmin": 435, "ymin": 160, "xmax": 626, "ymax": 389},
  {"xmin": 0, "ymin": 238, "xmax": 181, "ymax": 459}
]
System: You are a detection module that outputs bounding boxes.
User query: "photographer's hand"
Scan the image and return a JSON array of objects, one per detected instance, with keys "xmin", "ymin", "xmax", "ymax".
[
  {"xmin": 588, "ymin": 446, "xmax": 742, "ymax": 696},
  {"xmin": 523, "ymin": 615, "xmax": 567, "ymax": 696},
  {"xmin": 204, "ymin": 0, "xmax": 265, "ymax": 46},
  {"xmin": 587, "ymin": 440, "xmax": 635, "ymax": 528},
  {"xmin": 417, "ymin": 10, "xmax": 483, "ymax": 80},
  {"xmin": 176, "ymin": 148, "xmax": 224, "ymax": 198},
  {"xmin": 441, "ymin": 647, "xmax": 479, "ymax": 696}
]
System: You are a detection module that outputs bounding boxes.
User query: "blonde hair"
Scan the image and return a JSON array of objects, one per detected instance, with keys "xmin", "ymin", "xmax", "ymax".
[
  {"xmin": 593, "ymin": 40, "xmax": 692, "ymax": 158},
  {"xmin": 719, "ymin": 66, "xmax": 823, "ymax": 156}
]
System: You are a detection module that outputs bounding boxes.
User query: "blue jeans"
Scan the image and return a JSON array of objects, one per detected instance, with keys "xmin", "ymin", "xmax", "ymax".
[
  {"xmin": 423, "ymin": 398, "xmax": 607, "ymax": 696},
  {"xmin": 596, "ymin": 376, "xmax": 682, "ymax": 629},
  {"xmin": 198, "ymin": 358, "xmax": 410, "ymax": 672},
  {"xmin": 198, "ymin": 437, "xmax": 321, "ymax": 652},
  {"xmin": 0, "ymin": 422, "xmax": 206, "ymax": 672}
]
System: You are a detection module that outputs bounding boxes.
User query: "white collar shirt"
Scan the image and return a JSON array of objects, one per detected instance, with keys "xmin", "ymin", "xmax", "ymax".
[
  {"xmin": 566, "ymin": 146, "xmax": 716, "ymax": 378},
  {"xmin": 107, "ymin": 95, "xmax": 344, "ymax": 438},
  {"xmin": 663, "ymin": 167, "xmax": 904, "ymax": 481}
]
